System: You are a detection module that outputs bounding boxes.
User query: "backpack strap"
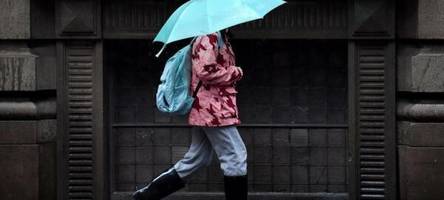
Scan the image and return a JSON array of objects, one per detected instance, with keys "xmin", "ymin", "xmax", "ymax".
[
  {"xmin": 190, "ymin": 36, "xmax": 202, "ymax": 98},
  {"xmin": 192, "ymin": 81, "xmax": 202, "ymax": 98}
]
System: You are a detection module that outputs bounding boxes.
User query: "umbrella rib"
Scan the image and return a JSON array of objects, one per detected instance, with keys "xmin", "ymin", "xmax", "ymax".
[
  {"xmin": 204, "ymin": 0, "xmax": 211, "ymax": 35},
  {"xmin": 155, "ymin": 0, "xmax": 286, "ymax": 44}
]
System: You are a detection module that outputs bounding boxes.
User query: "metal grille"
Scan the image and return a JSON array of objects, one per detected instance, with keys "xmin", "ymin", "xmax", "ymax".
[
  {"xmin": 103, "ymin": 0, "xmax": 348, "ymax": 39},
  {"xmin": 357, "ymin": 45, "xmax": 386, "ymax": 199},
  {"xmin": 106, "ymin": 40, "xmax": 348, "ymax": 193},
  {"xmin": 65, "ymin": 43, "xmax": 96, "ymax": 199}
]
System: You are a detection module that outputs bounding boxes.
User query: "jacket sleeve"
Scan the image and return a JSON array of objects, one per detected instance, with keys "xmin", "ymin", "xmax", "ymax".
[{"xmin": 191, "ymin": 34, "xmax": 242, "ymax": 86}]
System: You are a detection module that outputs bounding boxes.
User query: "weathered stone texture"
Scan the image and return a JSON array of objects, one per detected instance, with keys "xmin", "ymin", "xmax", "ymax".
[
  {"xmin": 0, "ymin": 101, "xmax": 37, "ymax": 119},
  {"xmin": 398, "ymin": 46, "xmax": 444, "ymax": 92},
  {"xmin": 398, "ymin": 0, "xmax": 444, "ymax": 39},
  {"xmin": 32, "ymin": 44, "xmax": 57, "ymax": 90},
  {"xmin": 0, "ymin": 121, "xmax": 37, "ymax": 144},
  {"xmin": 0, "ymin": 0, "xmax": 30, "ymax": 39},
  {"xmin": 397, "ymin": 43, "xmax": 444, "ymax": 199},
  {"xmin": 39, "ymin": 143, "xmax": 56, "ymax": 200},
  {"xmin": 398, "ymin": 101, "xmax": 444, "ymax": 122},
  {"xmin": 0, "ymin": 145, "xmax": 38, "ymax": 200},
  {"xmin": 398, "ymin": 122, "xmax": 444, "ymax": 147},
  {"xmin": 411, "ymin": 54, "xmax": 444, "ymax": 92},
  {"xmin": 37, "ymin": 119, "xmax": 57, "ymax": 143},
  {"xmin": 0, "ymin": 47, "xmax": 37, "ymax": 91},
  {"xmin": 399, "ymin": 146, "xmax": 444, "ymax": 200}
]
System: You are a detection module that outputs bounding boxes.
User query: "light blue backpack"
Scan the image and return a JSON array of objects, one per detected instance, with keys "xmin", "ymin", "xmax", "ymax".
[{"xmin": 156, "ymin": 32, "xmax": 224, "ymax": 115}]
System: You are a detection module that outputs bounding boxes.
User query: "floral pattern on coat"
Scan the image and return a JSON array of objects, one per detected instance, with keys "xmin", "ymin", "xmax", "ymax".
[{"xmin": 188, "ymin": 32, "xmax": 243, "ymax": 127}]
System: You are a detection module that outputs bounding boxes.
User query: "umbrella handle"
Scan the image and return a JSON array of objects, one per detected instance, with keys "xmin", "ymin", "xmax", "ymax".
[{"xmin": 155, "ymin": 44, "xmax": 167, "ymax": 58}]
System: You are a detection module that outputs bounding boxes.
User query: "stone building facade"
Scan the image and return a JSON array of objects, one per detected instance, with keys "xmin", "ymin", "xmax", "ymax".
[{"xmin": 0, "ymin": 0, "xmax": 442, "ymax": 199}]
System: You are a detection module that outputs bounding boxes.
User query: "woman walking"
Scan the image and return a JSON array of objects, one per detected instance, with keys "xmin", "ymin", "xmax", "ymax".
[{"xmin": 133, "ymin": 29, "xmax": 248, "ymax": 200}]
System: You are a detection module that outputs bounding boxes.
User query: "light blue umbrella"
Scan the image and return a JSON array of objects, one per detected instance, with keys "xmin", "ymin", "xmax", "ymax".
[{"xmin": 154, "ymin": 0, "xmax": 286, "ymax": 57}]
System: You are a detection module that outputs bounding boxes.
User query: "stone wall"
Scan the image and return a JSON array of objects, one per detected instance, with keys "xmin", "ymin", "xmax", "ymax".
[
  {"xmin": 397, "ymin": 1, "xmax": 444, "ymax": 199},
  {"xmin": 2, "ymin": 0, "xmax": 443, "ymax": 199},
  {"xmin": 0, "ymin": 0, "xmax": 57, "ymax": 199}
]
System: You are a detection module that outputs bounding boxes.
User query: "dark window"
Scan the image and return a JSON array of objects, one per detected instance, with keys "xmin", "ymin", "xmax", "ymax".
[{"xmin": 106, "ymin": 39, "xmax": 348, "ymax": 193}]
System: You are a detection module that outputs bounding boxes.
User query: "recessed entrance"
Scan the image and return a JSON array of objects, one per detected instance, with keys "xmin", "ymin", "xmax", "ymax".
[{"xmin": 105, "ymin": 39, "xmax": 349, "ymax": 198}]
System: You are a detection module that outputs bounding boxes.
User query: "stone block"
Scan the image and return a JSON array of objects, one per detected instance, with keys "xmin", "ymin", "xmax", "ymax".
[
  {"xmin": 0, "ymin": 101, "xmax": 37, "ymax": 120},
  {"xmin": 136, "ymin": 146, "xmax": 153, "ymax": 165},
  {"xmin": 115, "ymin": 105, "xmax": 136, "ymax": 122},
  {"xmin": 208, "ymin": 165, "xmax": 223, "ymax": 182},
  {"xmin": 397, "ymin": 101, "xmax": 444, "ymax": 122},
  {"xmin": 171, "ymin": 146, "xmax": 187, "ymax": 163},
  {"xmin": 309, "ymin": 148, "xmax": 327, "ymax": 166},
  {"xmin": 117, "ymin": 147, "xmax": 135, "ymax": 165},
  {"xmin": 398, "ymin": 0, "xmax": 444, "ymax": 39},
  {"xmin": 328, "ymin": 167, "xmax": 346, "ymax": 184},
  {"xmin": 292, "ymin": 166, "xmax": 308, "ymax": 184},
  {"xmin": 30, "ymin": 0, "xmax": 55, "ymax": 39},
  {"xmin": 37, "ymin": 119, "xmax": 56, "ymax": 143},
  {"xmin": 291, "ymin": 184, "xmax": 308, "ymax": 192},
  {"xmin": 272, "ymin": 129, "xmax": 289, "ymax": 145},
  {"xmin": 117, "ymin": 165, "xmax": 135, "ymax": 184},
  {"xmin": 171, "ymin": 128, "xmax": 190, "ymax": 145},
  {"xmin": 328, "ymin": 185, "xmax": 346, "ymax": 193},
  {"xmin": 328, "ymin": 129, "xmax": 346, "ymax": 147},
  {"xmin": 290, "ymin": 129, "xmax": 308, "ymax": 147},
  {"xmin": 327, "ymin": 148, "xmax": 346, "ymax": 166},
  {"xmin": 153, "ymin": 128, "xmax": 170, "ymax": 145},
  {"xmin": 239, "ymin": 128, "xmax": 253, "ymax": 145},
  {"xmin": 398, "ymin": 46, "xmax": 444, "ymax": 92},
  {"xmin": 135, "ymin": 128, "xmax": 153, "ymax": 147},
  {"xmin": 188, "ymin": 167, "xmax": 208, "ymax": 183},
  {"xmin": 254, "ymin": 147, "xmax": 272, "ymax": 163},
  {"xmin": 39, "ymin": 143, "xmax": 56, "ymax": 200},
  {"xmin": 135, "ymin": 165, "xmax": 153, "ymax": 184},
  {"xmin": 0, "ymin": 121, "xmax": 37, "ymax": 144},
  {"xmin": 309, "ymin": 166, "xmax": 327, "ymax": 184},
  {"xmin": 32, "ymin": 44, "xmax": 56, "ymax": 90},
  {"xmin": 253, "ymin": 128, "xmax": 272, "ymax": 145},
  {"xmin": 0, "ymin": 0, "xmax": 30, "ymax": 39},
  {"xmin": 398, "ymin": 121, "xmax": 444, "ymax": 147},
  {"xmin": 153, "ymin": 146, "xmax": 171, "ymax": 164},
  {"xmin": 0, "ymin": 145, "xmax": 38, "ymax": 200},
  {"xmin": 309, "ymin": 129, "xmax": 327, "ymax": 147},
  {"xmin": 116, "ymin": 128, "xmax": 135, "ymax": 147},
  {"xmin": 187, "ymin": 183, "xmax": 208, "ymax": 192},
  {"xmin": 310, "ymin": 184, "xmax": 327, "ymax": 192},
  {"xmin": 273, "ymin": 166, "xmax": 290, "ymax": 184},
  {"xmin": 253, "ymin": 165, "xmax": 272, "ymax": 184},
  {"xmin": 399, "ymin": 146, "xmax": 444, "ymax": 200},
  {"xmin": 272, "ymin": 147, "xmax": 290, "ymax": 164},
  {"xmin": 253, "ymin": 105, "xmax": 272, "ymax": 123},
  {"xmin": 0, "ymin": 46, "xmax": 37, "ymax": 91},
  {"xmin": 291, "ymin": 147, "xmax": 309, "ymax": 165}
]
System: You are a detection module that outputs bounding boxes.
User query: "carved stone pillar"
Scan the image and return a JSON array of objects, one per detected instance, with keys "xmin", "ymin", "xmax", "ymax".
[
  {"xmin": 0, "ymin": 0, "xmax": 30, "ymax": 39},
  {"xmin": 397, "ymin": 1, "xmax": 444, "ymax": 200},
  {"xmin": 0, "ymin": 43, "xmax": 37, "ymax": 91},
  {"xmin": 348, "ymin": 0, "xmax": 396, "ymax": 199},
  {"xmin": 397, "ymin": 46, "xmax": 444, "ymax": 200},
  {"xmin": 55, "ymin": 1, "xmax": 105, "ymax": 200},
  {"xmin": 0, "ymin": 1, "xmax": 41, "ymax": 199}
]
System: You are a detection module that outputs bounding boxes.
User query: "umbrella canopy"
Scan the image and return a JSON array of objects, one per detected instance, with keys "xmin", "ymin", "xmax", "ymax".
[{"xmin": 154, "ymin": 0, "xmax": 286, "ymax": 56}]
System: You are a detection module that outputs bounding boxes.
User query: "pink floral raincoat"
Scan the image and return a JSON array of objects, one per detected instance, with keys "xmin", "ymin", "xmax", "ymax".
[{"xmin": 188, "ymin": 32, "xmax": 243, "ymax": 127}]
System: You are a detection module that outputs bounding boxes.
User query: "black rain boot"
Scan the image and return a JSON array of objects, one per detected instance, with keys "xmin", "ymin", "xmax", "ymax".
[
  {"xmin": 132, "ymin": 168, "xmax": 186, "ymax": 200},
  {"xmin": 224, "ymin": 174, "xmax": 248, "ymax": 200}
]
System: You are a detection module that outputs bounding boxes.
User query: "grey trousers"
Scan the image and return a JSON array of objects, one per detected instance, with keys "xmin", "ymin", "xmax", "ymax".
[{"xmin": 172, "ymin": 125, "xmax": 247, "ymax": 178}]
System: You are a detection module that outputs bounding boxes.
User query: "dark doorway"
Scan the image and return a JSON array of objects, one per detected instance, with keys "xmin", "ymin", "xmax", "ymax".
[{"xmin": 105, "ymin": 39, "xmax": 348, "ymax": 197}]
